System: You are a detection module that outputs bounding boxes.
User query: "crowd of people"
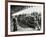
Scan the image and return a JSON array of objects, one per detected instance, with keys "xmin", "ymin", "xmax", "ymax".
[{"xmin": 11, "ymin": 12, "xmax": 41, "ymax": 31}]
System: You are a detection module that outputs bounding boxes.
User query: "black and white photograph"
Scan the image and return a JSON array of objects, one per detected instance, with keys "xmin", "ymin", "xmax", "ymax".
[{"xmin": 8, "ymin": 2, "xmax": 45, "ymax": 35}]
